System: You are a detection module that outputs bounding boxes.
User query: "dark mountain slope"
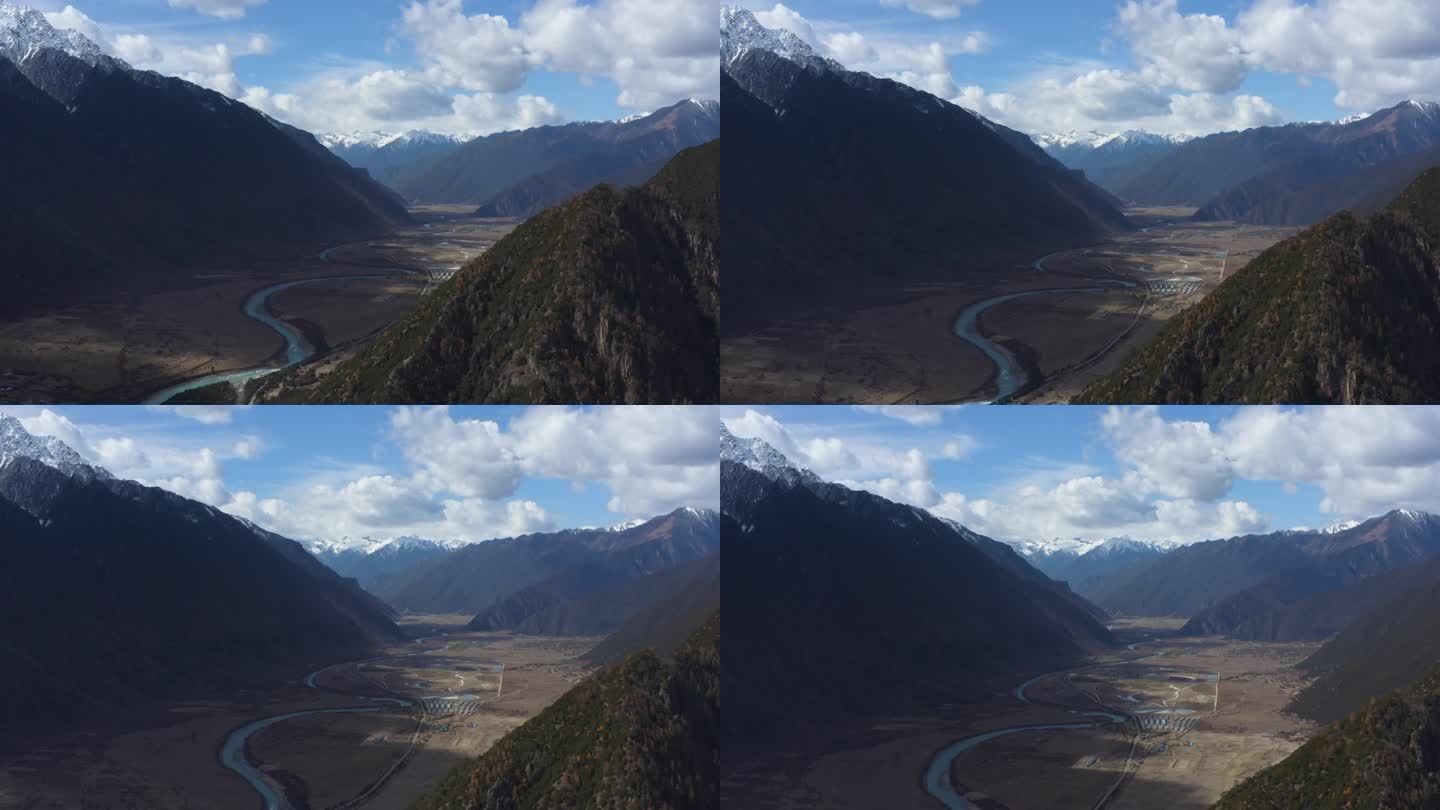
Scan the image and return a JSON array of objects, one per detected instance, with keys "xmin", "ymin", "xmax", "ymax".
[
  {"xmin": 473, "ymin": 100, "xmax": 720, "ymax": 218},
  {"xmin": 0, "ymin": 447, "xmax": 400, "ymax": 740},
  {"xmin": 722, "ymin": 452, "xmax": 1114, "ymax": 749},
  {"xmin": 1119, "ymin": 101, "xmax": 1440, "ymax": 209},
  {"xmin": 1042, "ymin": 134, "xmax": 1185, "ymax": 199},
  {"xmin": 1024, "ymin": 539, "xmax": 1168, "ymax": 602},
  {"xmin": 1091, "ymin": 532, "xmax": 1306, "ymax": 618},
  {"xmin": 398, "ymin": 99, "xmax": 718, "ymax": 206},
  {"xmin": 1077, "ymin": 167, "xmax": 1440, "ymax": 404},
  {"xmin": 583, "ymin": 553, "xmax": 720, "ymax": 665},
  {"xmin": 325, "ymin": 132, "xmax": 461, "ymax": 193},
  {"xmin": 308, "ymin": 538, "xmax": 452, "ymax": 593},
  {"xmin": 1193, "ymin": 141, "xmax": 1440, "ymax": 226},
  {"xmin": 469, "ymin": 550, "xmax": 720, "ymax": 637},
  {"xmin": 0, "ymin": 38, "xmax": 409, "ymax": 319},
  {"xmin": 1181, "ymin": 511, "xmax": 1440, "ymax": 639},
  {"xmin": 723, "ymin": 53, "xmax": 1129, "ymax": 326},
  {"xmin": 1215, "ymin": 662, "xmax": 1440, "ymax": 809},
  {"xmin": 373, "ymin": 509, "xmax": 719, "ymax": 617},
  {"xmin": 1291, "ymin": 563, "xmax": 1440, "ymax": 724},
  {"xmin": 302, "ymin": 141, "xmax": 719, "ymax": 405},
  {"xmin": 412, "ymin": 614, "xmax": 718, "ymax": 810}
]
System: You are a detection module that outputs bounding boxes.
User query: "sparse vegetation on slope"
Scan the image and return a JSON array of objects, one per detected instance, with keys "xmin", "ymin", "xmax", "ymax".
[
  {"xmin": 304, "ymin": 140, "xmax": 718, "ymax": 405},
  {"xmin": 411, "ymin": 614, "xmax": 718, "ymax": 810},
  {"xmin": 1078, "ymin": 167, "xmax": 1440, "ymax": 404},
  {"xmin": 1214, "ymin": 663, "xmax": 1440, "ymax": 809}
]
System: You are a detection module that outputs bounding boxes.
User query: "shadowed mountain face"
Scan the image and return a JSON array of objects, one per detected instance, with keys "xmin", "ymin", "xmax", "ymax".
[
  {"xmin": 1290, "ymin": 555, "xmax": 1440, "ymax": 724},
  {"xmin": 473, "ymin": 100, "xmax": 721, "ymax": 218},
  {"xmin": 1118, "ymin": 101, "xmax": 1440, "ymax": 216},
  {"xmin": 412, "ymin": 615, "xmax": 719, "ymax": 810},
  {"xmin": 582, "ymin": 552, "xmax": 720, "ymax": 665},
  {"xmin": 722, "ymin": 45, "xmax": 1130, "ymax": 330},
  {"xmin": 0, "ymin": 417, "xmax": 401, "ymax": 741},
  {"xmin": 720, "ymin": 5, "xmax": 1128, "ymax": 334},
  {"xmin": 720, "ymin": 428, "xmax": 1114, "ymax": 753},
  {"xmin": 1216, "ymin": 662, "xmax": 1440, "ymax": 809},
  {"xmin": 1077, "ymin": 168, "xmax": 1440, "ymax": 405},
  {"xmin": 307, "ymin": 538, "xmax": 454, "ymax": 593},
  {"xmin": 0, "ymin": 29, "xmax": 409, "ymax": 319},
  {"xmin": 395, "ymin": 99, "xmax": 719, "ymax": 210},
  {"xmin": 1022, "ymin": 539, "xmax": 1168, "ymax": 602},
  {"xmin": 1179, "ymin": 511, "xmax": 1440, "ymax": 639},
  {"xmin": 1095, "ymin": 511, "xmax": 1440, "ymax": 625},
  {"xmin": 304, "ymin": 141, "xmax": 719, "ymax": 405},
  {"xmin": 1040, "ymin": 133, "xmax": 1187, "ymax": 198},
  {"xmin": 323, "ymin": 132, "xmax": 462, "ymax": 193},
  {"xmin": 373, "ymin": 508, "xmax": 719, "ymax": 623}
]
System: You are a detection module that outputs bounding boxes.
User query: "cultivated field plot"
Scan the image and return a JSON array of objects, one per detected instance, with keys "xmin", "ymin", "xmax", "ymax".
[
  {"xmin": 0, "ymin": 211, "xmax": 516, "ymax": 404},
  {"xmin": 0, "ymin": 620, "xmax": 594, "ymax": 810}
]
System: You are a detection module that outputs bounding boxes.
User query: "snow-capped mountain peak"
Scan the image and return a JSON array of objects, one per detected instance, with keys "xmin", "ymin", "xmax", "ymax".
[
  {"xmin": 0, "ymin": 414, "xmax": 110, "ymax": 480},
  {"xmin": 1032, "ymin": 130, "xmax": 1112, "ymax": 150},
  {"xmin": 0, "ymin": 0, "xmax": 120, "ymax": 69},
  {"xmin": 720, "ymin": 423, "xmax": 823, "ymax": 487},
  {"xmin": 1034, "ymin": 128, "xmax": 1190, "ymax": 152},
  {"xmin": 317, "ymin": 130, "xmax": 462, "ymax": 151},
  {"xmin": 1405, "ymin": 99, "xmax": 1440, "ymax": 119},
  {"xmin": 720, "ymin": 5, "xmax": 844, "ymax": 74},
  {"xmin": 1086, "ymin": 537, "xmax": 1165, "ymax": 556}
]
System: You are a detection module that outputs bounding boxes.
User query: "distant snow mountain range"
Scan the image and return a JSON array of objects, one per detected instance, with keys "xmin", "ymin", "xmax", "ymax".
[
  {"xmin": 301, "ymin": 511, "xmax": 708, "ymax": 558},
  {"xmin": 318, "ymin": 130, "xmax": 464, "ymax": 152},
  {"xmin": 1033, "ymin": 129, "xmax": 1193, "ymax": 151}
]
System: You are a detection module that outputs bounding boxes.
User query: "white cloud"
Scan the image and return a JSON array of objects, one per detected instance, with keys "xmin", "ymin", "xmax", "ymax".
[
  {"xmin": 1118, "ymin": 0, "xmax": 1250, "ymax": 94},
  {"xmin": 731, "ymin": 406, "xmax": 1440, "ymax": 548},
  {"xmin": 168, "ymin": 0, "xmax": 267, "ymax": 21},
  {"xmin": 43, "ymin": 0, "xmax": 711, "ymax": 139},
  {"xmin": 11, "ymin": 406, "xmax": 715, "ymax": 545},
  {"xmin": 852, "ymin": 405, "xmax": 956, "ymax": 427},
  {"xmin": 42, "ymin": 6, "xmax": 102, "ymax": 43},
  {"xmin": 880, "ymin": 0, "xmax": 982, "ymax": 20},
  {"xmin": 754, "ymin": 3, "xmax": 820, "ymax": 47}
]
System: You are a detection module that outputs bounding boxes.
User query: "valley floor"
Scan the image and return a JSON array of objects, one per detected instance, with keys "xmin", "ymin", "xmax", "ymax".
[
  {"xmin": 721, "ymin": 618, "xmax": 1320, "ymax": 809},
  {"xmin": 0, "ymin": 207, "xmax": 516, "ymax": 404},
  {"xmin": 0, "ymin": 615, "xmax": 593, "ymax": 809},
  {"xmin": 721, "ymin": 211, "xmax": 1297, "ymax": 405}
]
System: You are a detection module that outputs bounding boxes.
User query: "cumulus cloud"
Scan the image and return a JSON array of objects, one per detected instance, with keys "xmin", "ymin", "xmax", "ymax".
[
  {"xmin": 44, "ymin": 0, "xmax": 714, "ymax": 138},
  {"xmin": 12, "ymin": 407, "xmax": 716, "ymax": 546},
  {"xmin": 168, "ymin": 0, "xmax": 267, "ymax": 20},
  {"xmin": 736, "ymin": 406, "xmax": 1440, "ymax": 548},
  {"xmin": 880, "ymin": 0, "xmax": 982, "ymax": 20}
]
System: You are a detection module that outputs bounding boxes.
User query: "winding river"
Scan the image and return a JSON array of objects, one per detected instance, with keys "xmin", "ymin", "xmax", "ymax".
[
  {"xmin": 218, "ymin": 650, "xmax": 437, "ymax": 810},
  {"xmin": 144, "ymin": 273, "xmax": 396, "ymax": 405},
  {"xmin": 924, "ymin": 645, "xmax": 1157, "ymax": 808},
  {"xmin": 923, "ymin": 714, "xmax": 1128, "ymax": 810},
  {"xmin": 953, "ymin": 281, "xmax": 1135, "ymax": 401}
]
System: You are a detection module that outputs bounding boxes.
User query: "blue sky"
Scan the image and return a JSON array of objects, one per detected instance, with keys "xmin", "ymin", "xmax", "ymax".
[
  {"xmin": 738, "ymin": 0, "xmax": 1440, "ymax": 137},
  {"xmin": 721, "ymin": 405, "xmax": 1440, "ymax": 547},
  {"xmin": 2, "ymin": 405, "xmax": 719, "ymax": 544},
  {"xmin": 32, "ymin": 0, "xmax": 716, "ymax": 135}
]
